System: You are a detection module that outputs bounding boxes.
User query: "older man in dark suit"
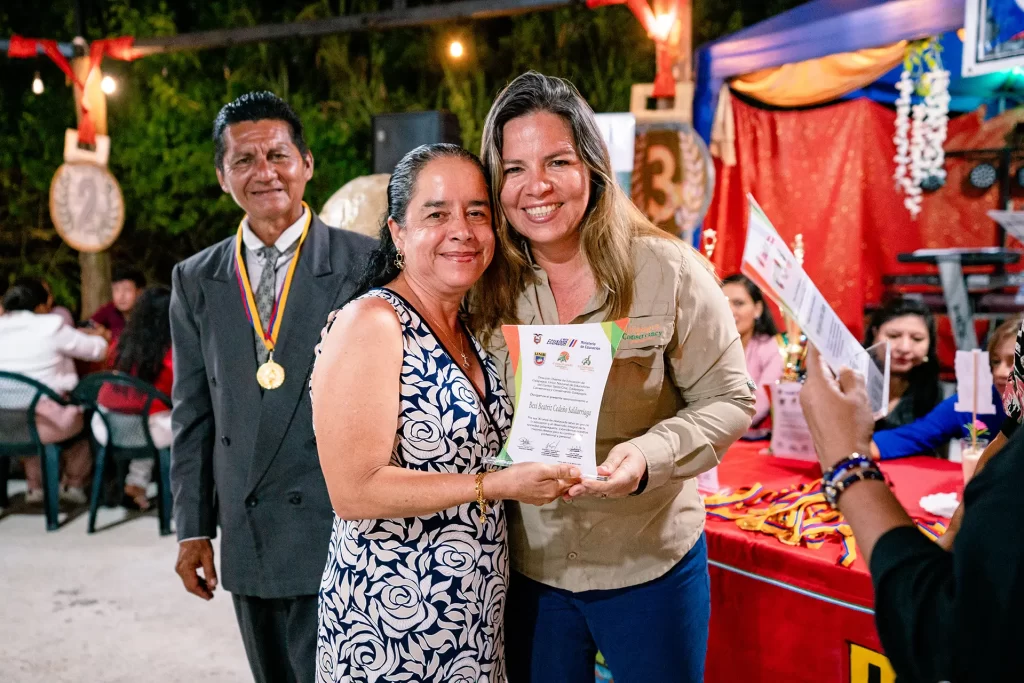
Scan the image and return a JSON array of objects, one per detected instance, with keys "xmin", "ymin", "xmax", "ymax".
[{"xmin": 170, "ymin": 91, "xmax": 374, "ymax": 683}]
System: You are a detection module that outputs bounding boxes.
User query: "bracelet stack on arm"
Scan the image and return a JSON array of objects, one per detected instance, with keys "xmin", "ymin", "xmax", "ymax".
[{"xmin": 822, "ymin": 454, "xmax": 886, "ymax": 510}]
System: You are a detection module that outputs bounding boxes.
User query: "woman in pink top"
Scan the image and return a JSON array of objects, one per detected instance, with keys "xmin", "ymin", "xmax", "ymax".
[{"xmin": 722, "ymin": 274, "xmax": 784, "ymax": 432}]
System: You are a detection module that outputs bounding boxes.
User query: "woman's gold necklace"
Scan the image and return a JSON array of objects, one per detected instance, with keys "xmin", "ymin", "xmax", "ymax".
[{"xmin": 408, "ymin": 290, "xmax": 471, "ymax": 370}]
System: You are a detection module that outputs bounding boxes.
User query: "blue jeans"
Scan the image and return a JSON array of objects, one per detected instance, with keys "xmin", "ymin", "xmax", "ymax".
[{"xmin": 506, "ymin": 533, "xmax": 710, "ymax": 683}]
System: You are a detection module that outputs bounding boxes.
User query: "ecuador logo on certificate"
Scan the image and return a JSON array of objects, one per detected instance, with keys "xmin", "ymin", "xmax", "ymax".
[{"xmin": 488, "ymin": 319, "xmax": 628, "ymax": 479}]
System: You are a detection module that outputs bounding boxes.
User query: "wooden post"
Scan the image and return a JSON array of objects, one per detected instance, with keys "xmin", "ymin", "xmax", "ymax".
[
  {"xmin": 71, "ymin": 53, "xmax": 111, "ymax": 320},
  {"xmin": 676, "ymin": 0, "xmax": 692, "ymax": 82}
]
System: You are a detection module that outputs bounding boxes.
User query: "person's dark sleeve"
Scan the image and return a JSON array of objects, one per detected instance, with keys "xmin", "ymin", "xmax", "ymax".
[
  {"xmin": 870, "ymin": 527, "xmax": 955, "ymax": 682},
  {"xmin": 168, "ymin": 263, "xmax": 217, "ymax": 541},
  {"xmin": 870, "ymin": 429, "xmax": 1024, "ymax": 682},
  {"xmin": 999, "ymin": 416, "xmax": 1018, "ymax": 439}
]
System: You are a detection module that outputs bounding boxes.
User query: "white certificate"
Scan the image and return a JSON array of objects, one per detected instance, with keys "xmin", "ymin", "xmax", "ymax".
[
  {"xmin": 488, "ymin": 319, "xmax": 629, "ymax": 478},
  {"xmin": 741, "ymin": 194, "xmax": 891, "ymax": 419}
]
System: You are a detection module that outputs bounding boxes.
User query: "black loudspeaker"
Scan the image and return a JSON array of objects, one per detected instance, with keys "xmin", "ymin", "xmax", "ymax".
[{"xmin": 372, "ymin": 111, "xmax": 462, "ymax": 174}]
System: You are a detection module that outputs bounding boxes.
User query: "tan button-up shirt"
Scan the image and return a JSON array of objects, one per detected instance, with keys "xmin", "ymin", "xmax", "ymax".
[{"xmin": 485, "ymin": 235, "xmax": 755, "ymax": 592}]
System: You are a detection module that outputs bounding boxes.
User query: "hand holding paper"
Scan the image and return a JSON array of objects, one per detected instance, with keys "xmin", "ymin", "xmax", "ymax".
[{"xmin": 741, "ymin": 195, "xmax": 891, "ymax": 419}]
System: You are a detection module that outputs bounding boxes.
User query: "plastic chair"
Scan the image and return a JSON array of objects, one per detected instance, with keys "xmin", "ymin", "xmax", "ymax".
[
  {"xmin": 0, "ymin": 371, "xmax": 76, "ymax": 531},
  {"xmin": 73, "ymin": 372, "xmax": 173, "ymax": 536}
]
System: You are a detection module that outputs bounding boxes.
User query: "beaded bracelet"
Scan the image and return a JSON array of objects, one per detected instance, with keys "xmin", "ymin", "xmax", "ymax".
[
  {"xmin": 824, "ymin": 466, "xmax": 885, "ymax": 509},
  {"xmin": 822, "ymin": 453, "xmax": 872, "ymax": 485}
]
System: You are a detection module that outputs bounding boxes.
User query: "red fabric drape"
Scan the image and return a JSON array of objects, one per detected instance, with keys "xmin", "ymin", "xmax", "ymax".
[{"xmin": 707, "ymin": 96, "xmax": 1024, "ymax": 341}]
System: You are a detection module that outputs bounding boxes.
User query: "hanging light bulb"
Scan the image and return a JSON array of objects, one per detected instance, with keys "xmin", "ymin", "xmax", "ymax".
[
  {"xmin": 100, "ymin": 75, "xmax": 117, "ymax": 95},
  {"xmin": 652, "ymin": 11, "xmax": 676, "ymax": 41},
  {"xmin": 32, "ymin": 72, "xmax": 44, "ymax": 95}
]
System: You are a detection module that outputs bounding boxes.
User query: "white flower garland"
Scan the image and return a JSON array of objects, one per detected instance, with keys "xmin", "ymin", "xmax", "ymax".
[{"xmin": 892, "ymin": 41, "xmax": 950, "ymax": 219}]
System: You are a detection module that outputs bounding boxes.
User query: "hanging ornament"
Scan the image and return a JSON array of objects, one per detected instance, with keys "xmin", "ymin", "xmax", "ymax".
[{"xmin": 892, "ymin": 39, "xmax": 950, "ymax": 219}]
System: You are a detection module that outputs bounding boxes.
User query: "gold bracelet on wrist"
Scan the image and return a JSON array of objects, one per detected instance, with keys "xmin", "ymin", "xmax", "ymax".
[{"xmin": 475, "ymin": 471, "xmax": 490, "ymax": 523}]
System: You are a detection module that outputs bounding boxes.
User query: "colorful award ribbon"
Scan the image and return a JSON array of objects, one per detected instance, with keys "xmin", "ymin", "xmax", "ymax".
[
  {"xmin": 705, "ymin": 479, "xmax": 947, "ymax": 568},
  {"xmin": 234, "ymin": 202, "xmax": 312, "ymax": 390}
]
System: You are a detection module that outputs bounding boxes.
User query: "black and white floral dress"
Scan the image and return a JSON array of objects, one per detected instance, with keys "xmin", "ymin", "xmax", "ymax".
[{"xmin": 314, "ymin": 288, "xmax": 512, "ymax": 683}]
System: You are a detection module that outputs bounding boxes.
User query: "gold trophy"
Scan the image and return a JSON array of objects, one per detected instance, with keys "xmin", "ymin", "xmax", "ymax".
[
  {"xmin": 768, "ymin": 233, "xmax": 816, "ymax": 461},
  {"xmin": 778, "ymin": 234, "xmax": 808, "ymax": 381}
]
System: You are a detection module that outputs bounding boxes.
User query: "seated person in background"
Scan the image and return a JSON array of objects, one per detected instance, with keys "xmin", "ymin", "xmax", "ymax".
[
  {"xmin": 871, "ymin": 316, "xmax": 1020, "ymax": 460},
  {"xmin": 15, "ymin": 276, "xmax": 75, "ymax": 328},
  {"xmin": 800, "ymin": 343, "xmax": 1024, "ymax": 683},
  {"xmin": 93, "ymin": 286, "xmax": 173, "ymax": 511},
  {"xmin": 90, "ymin": 267, "xmax": 146, "ymax": 343},
  {"xmin": 0, "ymin": 281, "xmax": 108, "ymax": 504},
  {"xmin": 941, "ymin": 316, "xmax": 1024, "ymax": 549},
  {"xmin": 864, "ymin": 296, "xmax": 940, "ymax": 431},
  {"xmin": 722, "ymin": 274, "xmax": 784, "ymax": 432}
]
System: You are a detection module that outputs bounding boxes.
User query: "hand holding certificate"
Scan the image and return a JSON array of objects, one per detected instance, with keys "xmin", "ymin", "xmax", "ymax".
[{"xmin": 489, "ymin": 319, "xmax": 629, "ymax": 480}]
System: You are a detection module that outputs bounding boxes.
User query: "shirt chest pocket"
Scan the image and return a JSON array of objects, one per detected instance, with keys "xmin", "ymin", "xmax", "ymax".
[{"xmin": 605, "ymin": 315, "xmax": 674, "ymax": 422}]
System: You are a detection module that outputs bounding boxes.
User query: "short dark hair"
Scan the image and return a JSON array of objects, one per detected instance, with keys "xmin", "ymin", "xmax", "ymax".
[
  {"xmin": 358, "ymin": 143, "xmax": 489, "ymax": 294},
  {"xmin": 3, "ymin": 284, "xmax": 45, "ymax": 312},
  {"xmin": 213, "ymin": 91, "xmax": 310, "ymax": 170},
  {"xmin": 13, "ymin": 276, "xmax": 49, "ymax": 303},
  {"xmin": 722, "ymin": 273, "xmax": 778, "ymax": 337},
  {"xmin": 112, "ymin": 267, "xmax": 146, "ymax": 289}
]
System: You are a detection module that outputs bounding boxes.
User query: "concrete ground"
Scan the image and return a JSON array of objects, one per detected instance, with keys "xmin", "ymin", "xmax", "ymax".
[{"xmin": 0, "ymin": 481, "xmax": 251, "ymax": 683}]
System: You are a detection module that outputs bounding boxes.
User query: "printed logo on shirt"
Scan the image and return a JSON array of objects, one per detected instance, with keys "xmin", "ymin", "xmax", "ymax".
[
  {"xmin": 619, "ymin": 320, "xmax": 671, "ymax": 348},
  {"xmin": 622, "ymin": 323, "xmax": 663, "ymax": 341}
]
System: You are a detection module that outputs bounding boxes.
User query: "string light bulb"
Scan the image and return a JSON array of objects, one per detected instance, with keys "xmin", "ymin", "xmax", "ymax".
[
  {"xmin": 652, "ymin": 11, "xmax": 676, "ymax": 41},
  {"xmin": 448, "ymin": 40, "xmax": 464, "ymax": 59},
  {"xmin": 100, "ymin": 75, "xmax": 117, "ymax": 95},
  {"xmin": 32, "ymin": 72, "xmax": 44, "ymax": 95}
]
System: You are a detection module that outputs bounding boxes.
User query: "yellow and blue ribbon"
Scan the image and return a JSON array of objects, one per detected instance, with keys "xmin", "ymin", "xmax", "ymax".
[{"xmin": 233, "ymin": 202, "xmax": 313, "ymax": 355}]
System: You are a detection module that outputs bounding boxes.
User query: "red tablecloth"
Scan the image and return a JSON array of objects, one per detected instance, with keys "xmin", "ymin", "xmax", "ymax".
[{"xmin": 705, "ymin": 441, "xmax": 962, "ymax": 683}]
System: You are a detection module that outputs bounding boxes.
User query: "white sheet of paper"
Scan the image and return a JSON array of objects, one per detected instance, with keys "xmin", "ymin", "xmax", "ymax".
[
  {"xmin": 696, "ymin": 467, "xmax": 721, "ymax": 494},
  {"xmin": 988, "ymin": 210, "xmax": 1024, "ymax": 242},
  {"xmin": 954, "ymin": 349, "xmax": 997, "ymax": 415},
  {"xmin": 769, "ymin": 382, "xmax": 818, "ymax": 462},
  {"xmin": 741, "ymin": 195, "xmax": 890, "ymax": 418},
  {"xmin": 492, "ymin": 322, "xmax": 627, "ymax": 478}
]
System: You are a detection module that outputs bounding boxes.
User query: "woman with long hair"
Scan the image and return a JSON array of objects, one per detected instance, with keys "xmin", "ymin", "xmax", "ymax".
[
  {"xmin": 722, "ymin": 273, "xmax": 783, "ymax": 431},
  {"xmin": 863, "ymin": 296, "xmax": 940, "ymax": 430},
  {"xmin": 95, "ymin": 285, "xmax": 174, "ymax": 510},
  {"xmin": 311, "ymin": 143, "xmax": 581, "ymax": 682},
  {"xmin": 474, "ymin": 71, "xmax": 754, "ymax": 683}
]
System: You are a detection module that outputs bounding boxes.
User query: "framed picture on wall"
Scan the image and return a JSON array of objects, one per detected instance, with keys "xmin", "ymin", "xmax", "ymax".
[{"xmin": 962, "ymin": 0, "xmax": 1024, "ymax": 76}]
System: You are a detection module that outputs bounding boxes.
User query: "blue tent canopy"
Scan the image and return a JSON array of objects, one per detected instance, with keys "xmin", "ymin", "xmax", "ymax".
[{"xmin": 692, "ymin": 0, "xmax": 1023, "ymax": 141}]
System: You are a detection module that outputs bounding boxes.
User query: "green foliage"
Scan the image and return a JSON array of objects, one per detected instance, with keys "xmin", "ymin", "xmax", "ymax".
[{"xmin": 0, "ymin": 0, "xmax": 807, "ymax": 313}]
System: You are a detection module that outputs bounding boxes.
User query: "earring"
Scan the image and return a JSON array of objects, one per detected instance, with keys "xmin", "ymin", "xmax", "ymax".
[
  {"xmin": 922, "ymin": 356, "xmax": 929, "ymax": 363},
  {"xmin": 394, "ymin": 250, "xmax": 405, "ymax": 270}
]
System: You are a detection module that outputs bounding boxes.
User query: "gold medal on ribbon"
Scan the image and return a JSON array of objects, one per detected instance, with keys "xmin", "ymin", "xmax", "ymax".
[
  {"xmin": 234, "ymin": 203, "xmax": 313, "ymax": 390},
  {"xmin": 256, "ymin": 355, "xmax": 286, "ymax": 390}
]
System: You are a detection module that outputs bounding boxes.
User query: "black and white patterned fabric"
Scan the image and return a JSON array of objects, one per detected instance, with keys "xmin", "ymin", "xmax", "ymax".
[{"xmin": 313, "ymin": 288, "xmax": 512, "ymax": 683}]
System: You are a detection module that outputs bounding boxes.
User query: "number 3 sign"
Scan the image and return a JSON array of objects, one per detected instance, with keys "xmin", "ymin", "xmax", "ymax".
[
  {"xmin": 49, "ymin": 129, "xmax": 125, "ymax": 253},
  {"xmin": 632, "ymin": 121, "xmax": 714, "ymax": 242}
]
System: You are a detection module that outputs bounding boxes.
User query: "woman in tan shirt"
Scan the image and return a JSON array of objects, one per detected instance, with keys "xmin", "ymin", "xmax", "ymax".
[{"xmin": 473, "ymin": 71, "xmax": 755, "ymax": 683}]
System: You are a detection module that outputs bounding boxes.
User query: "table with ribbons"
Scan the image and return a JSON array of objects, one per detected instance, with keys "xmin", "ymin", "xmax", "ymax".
[{"xmin": 703, "ymin": 441, "xmax": 960, "ymax": 683}]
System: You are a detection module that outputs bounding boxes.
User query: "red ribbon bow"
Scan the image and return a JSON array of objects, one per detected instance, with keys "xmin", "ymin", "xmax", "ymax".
[{"xmin": 7, "ymin": 34, "xmax": 137, "ymax": 145}]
